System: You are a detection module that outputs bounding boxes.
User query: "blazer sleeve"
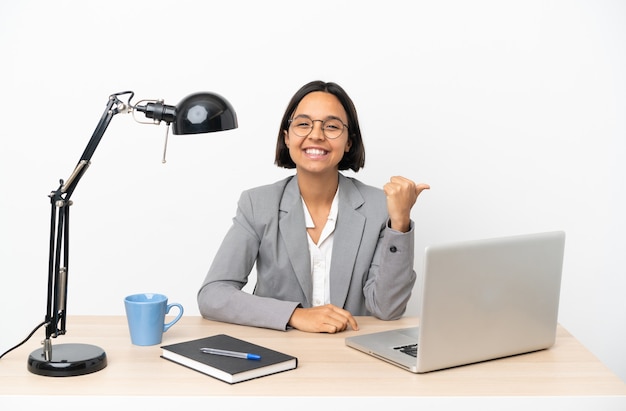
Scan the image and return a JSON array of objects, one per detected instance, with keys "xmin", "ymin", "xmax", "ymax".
[
  {"xmin": 362, "ymin": 221, "xmax": 417, "ymax": 320},
  {"xmin": 197, "ymin": 189, "xmax": 300, "ymax": 331}
]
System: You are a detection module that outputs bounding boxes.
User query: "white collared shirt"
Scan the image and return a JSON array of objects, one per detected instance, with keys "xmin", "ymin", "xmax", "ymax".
[{"xmin": 302, "ymin": 188, "xmax": 339, "ymax": 307}]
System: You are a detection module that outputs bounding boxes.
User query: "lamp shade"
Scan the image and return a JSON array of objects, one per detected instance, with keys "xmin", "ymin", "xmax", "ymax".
[{"xmin": 172, "ymin": 92, "xmax": 238, "ymax": 135}]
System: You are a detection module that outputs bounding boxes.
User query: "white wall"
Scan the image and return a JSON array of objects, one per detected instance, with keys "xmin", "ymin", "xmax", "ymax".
[{"xmin": 1, "ymin": 0, "xmax": 624, "ymax": 382}]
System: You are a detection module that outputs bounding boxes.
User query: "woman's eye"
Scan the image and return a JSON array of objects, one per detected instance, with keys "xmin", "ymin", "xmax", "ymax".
[{"xmin": 324, "ymin": 120, "xmax": 342, "ymax": 130}]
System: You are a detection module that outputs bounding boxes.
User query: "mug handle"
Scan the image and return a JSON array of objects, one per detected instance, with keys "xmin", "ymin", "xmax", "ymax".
[{"xmin": 163, "ymin": 303, "xmax": 184, "ymax": 332}]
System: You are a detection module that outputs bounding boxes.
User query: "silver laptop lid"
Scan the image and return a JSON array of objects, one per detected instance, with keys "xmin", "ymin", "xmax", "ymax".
[{"xmin": 416, "ymin": 231, "xmax": 565, "ymax": 372}]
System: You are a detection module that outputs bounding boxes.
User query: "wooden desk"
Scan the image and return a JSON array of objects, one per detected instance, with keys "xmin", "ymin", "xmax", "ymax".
[{"xmin": 1, "ymin": 316, "xmax": 625, "ymax": 409}]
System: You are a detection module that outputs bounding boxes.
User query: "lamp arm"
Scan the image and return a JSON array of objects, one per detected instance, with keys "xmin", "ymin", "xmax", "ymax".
[
  {"xmin": 43, "ymin": 92, "xmax": 133, "ymax": 352},
  {"xmin": 61, "ymin": 91, "xmax": 133, "ymax": 198}
]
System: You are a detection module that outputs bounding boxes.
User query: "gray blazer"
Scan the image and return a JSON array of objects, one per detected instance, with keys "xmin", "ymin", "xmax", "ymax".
[{"xmin": 197, "ymin": 174, "xmax": 416, "ymax": 330}]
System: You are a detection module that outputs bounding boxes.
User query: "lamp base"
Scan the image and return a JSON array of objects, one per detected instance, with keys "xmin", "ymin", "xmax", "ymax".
[{"xmin": 27, "ymin": 343, "xmax": 107, "ymax": 377}]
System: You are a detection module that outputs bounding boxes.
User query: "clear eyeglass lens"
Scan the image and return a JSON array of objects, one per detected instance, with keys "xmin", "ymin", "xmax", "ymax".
[{"xmin": 290, "ymin": 117, "xmax": 345, "ymax": 139}]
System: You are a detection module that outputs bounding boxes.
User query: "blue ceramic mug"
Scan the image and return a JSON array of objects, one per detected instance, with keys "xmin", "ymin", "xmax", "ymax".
[{"xmin": 124, "ymin": 293, "xmax": 184, "ymax": 346}]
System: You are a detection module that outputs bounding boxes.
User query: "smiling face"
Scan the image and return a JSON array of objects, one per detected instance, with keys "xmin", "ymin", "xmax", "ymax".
[{"xmin": 284, "ymin": 91, "xmax": 352, "ymax": 177}]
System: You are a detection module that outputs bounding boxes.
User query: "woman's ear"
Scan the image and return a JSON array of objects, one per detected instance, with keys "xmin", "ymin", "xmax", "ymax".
[{"xmin": 284, "ymin": 130, "xmax": 290, "ymax": 147}]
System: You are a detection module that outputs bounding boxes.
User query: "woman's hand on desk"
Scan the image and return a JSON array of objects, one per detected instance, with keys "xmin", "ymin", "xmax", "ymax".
[{"xmin": 288, "ymin": 304, "xmax": 359, "ymax": 333}]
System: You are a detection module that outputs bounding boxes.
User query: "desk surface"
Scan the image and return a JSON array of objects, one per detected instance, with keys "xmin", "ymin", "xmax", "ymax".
[{"xmin": 1, "ymin": 316, "xmax": 625, "ymax": 398}]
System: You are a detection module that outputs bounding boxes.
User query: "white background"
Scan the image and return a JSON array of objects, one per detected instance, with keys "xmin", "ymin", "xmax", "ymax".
[{"xmin": 1, "ymin": 0, "xmax": 624, "ymax": 383}]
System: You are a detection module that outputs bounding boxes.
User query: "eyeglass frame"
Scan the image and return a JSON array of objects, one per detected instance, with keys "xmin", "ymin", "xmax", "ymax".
[{"xmin": 287, "ymin": 115, "xmax": 349, "ymax": 140}]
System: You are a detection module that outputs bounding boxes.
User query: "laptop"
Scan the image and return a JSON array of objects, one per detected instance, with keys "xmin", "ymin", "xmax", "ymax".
[{"xmin": 345, "ymin": 231, "xmax": 565, "ymax": 373}]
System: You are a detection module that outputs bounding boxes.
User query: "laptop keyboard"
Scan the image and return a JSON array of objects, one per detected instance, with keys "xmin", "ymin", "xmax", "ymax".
[{"xmin": 394, "ymin": 343, "xmax": 418, "ymax": 357}]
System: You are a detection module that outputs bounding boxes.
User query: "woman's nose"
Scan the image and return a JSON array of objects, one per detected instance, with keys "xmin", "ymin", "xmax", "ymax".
[{"xmin": 308, "ymin": 120, "xmax": 326, "ymax": 139}]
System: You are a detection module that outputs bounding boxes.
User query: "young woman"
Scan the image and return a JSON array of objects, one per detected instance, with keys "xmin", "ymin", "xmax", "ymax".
[{"xmin": 197, "ymin": 81, "xmax": 430, "ymax": 333}]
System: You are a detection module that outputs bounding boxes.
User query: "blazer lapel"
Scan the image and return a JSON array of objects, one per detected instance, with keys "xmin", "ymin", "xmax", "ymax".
[
  {"xmin": 279, "ymin": 176, "xmax": 313, "ymax": 306},
  {"xmin": 330, "ymin": 175, "xmax": 366, "ymax": 307}
]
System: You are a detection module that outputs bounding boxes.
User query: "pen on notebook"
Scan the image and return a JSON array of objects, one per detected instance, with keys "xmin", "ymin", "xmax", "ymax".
[{"xmin": 200, "ymin": 347, "xmax": 261, "ymax": 360}]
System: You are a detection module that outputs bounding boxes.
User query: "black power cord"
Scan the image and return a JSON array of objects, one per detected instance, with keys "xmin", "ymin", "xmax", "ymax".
[{"xmin": 0, "ymin": 321, "xmax": 46, "ymax": 360}]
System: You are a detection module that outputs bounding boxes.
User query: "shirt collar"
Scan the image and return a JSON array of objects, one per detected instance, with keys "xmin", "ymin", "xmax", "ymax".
[{"xmin": 302, "ymin": 187, "xmax": 340, "ymax": 229}]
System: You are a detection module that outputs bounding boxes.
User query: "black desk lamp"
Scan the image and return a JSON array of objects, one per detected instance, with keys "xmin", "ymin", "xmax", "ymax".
[{"xmin": 26, "ymin": 90, "xmax": 237, "ymax": 377}]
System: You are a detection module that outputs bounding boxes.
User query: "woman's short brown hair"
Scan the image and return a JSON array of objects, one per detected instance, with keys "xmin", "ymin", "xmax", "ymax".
[{"xmin": 274, "ymin": 81, "xmax": 365, "ymax": 172}]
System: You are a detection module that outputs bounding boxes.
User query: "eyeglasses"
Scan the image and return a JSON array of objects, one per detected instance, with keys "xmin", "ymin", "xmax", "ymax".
[{"xmin": 288, "ymin": 115, "xmax": 348, "ymax": 139}]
